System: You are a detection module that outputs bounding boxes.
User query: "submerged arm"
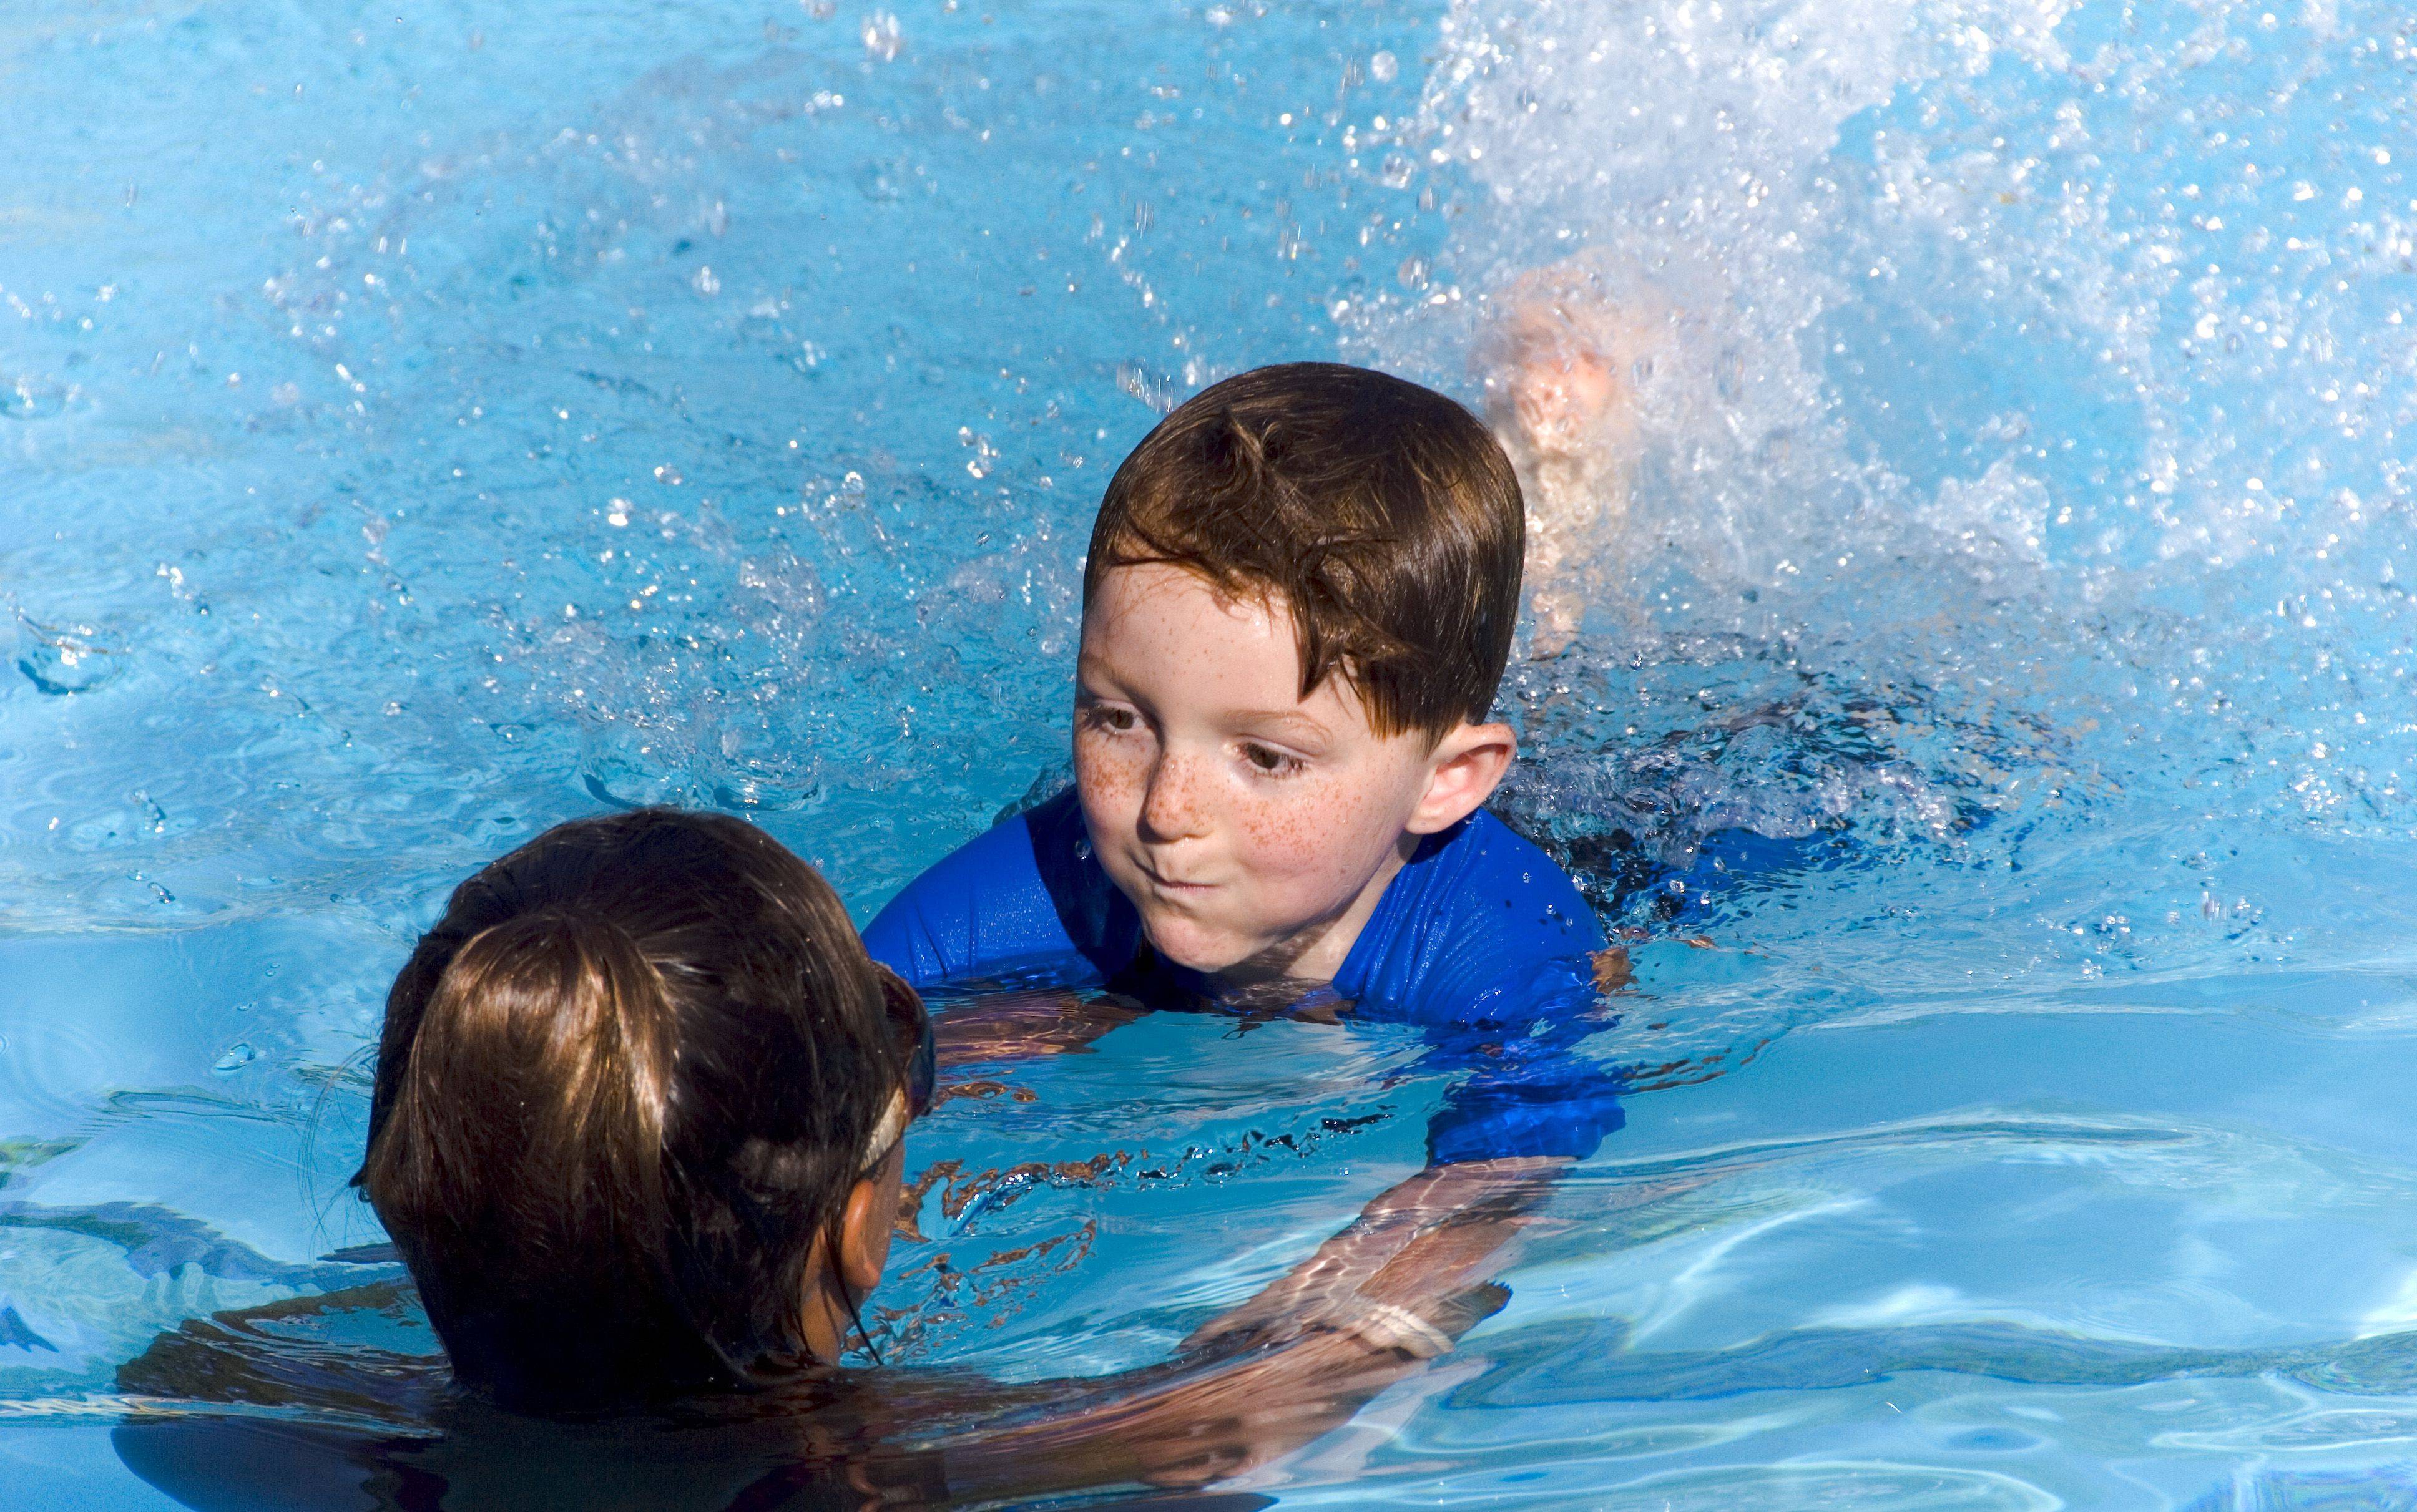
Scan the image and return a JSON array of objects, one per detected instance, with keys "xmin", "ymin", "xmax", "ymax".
[
  {"xmin": 929, "ymin": 987, "xmax": 1147, "ymax": 1073},
  {"xmin": 935, "ymin": 1205, "xmax": 1516, "ymax": 1496},
  {"xmin": 1179, "ymin": 1155, "xmax": 1569, "ymax": 1358},
  {"xmin": 1177, "ymin": 986, "xmax": 1617, "ymax": 1355}
]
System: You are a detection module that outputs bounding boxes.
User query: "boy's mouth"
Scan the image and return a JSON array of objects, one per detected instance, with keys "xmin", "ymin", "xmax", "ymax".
[{"xmin": 1137, "ymin": 862, "xmax": 1215, "ymax": 894}]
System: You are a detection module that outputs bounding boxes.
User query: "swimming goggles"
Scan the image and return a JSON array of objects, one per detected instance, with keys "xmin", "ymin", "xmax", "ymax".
[{"xmin": 858, "ymin": 964, "xmax": 934, "ymax": 1170}]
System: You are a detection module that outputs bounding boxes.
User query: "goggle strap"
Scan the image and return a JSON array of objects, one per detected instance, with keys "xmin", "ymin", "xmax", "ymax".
[{"xmin": 858, "ymin": 1086, "xmax": 909, "ymax": 1170}]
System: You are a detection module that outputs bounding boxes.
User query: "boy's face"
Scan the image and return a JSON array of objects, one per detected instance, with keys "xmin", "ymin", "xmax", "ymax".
[{"xmin": 1074, "ymin": 563, "xmax": 1512, "ymax": 983}]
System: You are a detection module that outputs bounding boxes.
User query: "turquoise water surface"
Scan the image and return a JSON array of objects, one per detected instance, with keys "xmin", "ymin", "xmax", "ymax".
[{"xmin": 8, "ymin": 0, "xmax": 2417, "ymax": 1505}]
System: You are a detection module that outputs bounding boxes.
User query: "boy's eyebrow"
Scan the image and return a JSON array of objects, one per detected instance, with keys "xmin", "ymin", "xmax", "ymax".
[
  {"xmin": 1072, "ymin": 656, "xmax": 1126, "ymax": 693},
  {"xmin": 1229, "ymin": 708, "xmax": 1332, "ymax": 741}
]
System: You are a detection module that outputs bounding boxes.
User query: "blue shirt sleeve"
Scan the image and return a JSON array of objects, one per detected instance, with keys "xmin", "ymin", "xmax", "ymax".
[
  {"xmin": 1330, "ymin": 812, "xmax": 1624, "ymax": 1166},
  {"xmin": 861, "ymin": 789, "xmax": 1140, "ymax": 990},
  {"xmin": 1332, "ymin": 811, "xmax": 1607, "ymax": 1025},
  {"xmin": 1418, "ymin": 970, "xmax": 1629, "ymax": 1165}
]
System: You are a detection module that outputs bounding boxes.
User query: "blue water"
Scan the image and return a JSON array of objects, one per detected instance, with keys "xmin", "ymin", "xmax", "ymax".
[{"xmin": 8, "ymin": 0, "xmax": 2417, "ymax": 1504}]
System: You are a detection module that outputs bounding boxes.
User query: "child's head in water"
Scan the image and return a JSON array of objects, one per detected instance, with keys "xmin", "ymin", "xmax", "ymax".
[
  {"xmin": 354, "ymin": 809, "xmax": 933, "ymax": 1411},
  {"xmin": 1077, "ymin": 362, "xmax": 1525, "ymax": 984}
]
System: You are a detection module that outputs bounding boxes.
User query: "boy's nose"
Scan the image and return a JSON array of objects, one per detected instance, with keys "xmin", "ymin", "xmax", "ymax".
[{"xmin": 1136, "ymin": 754, "xmax": 1210, "ymax": 844}]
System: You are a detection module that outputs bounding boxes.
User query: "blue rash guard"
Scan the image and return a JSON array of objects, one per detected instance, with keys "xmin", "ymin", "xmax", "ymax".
[{"xmin": 863, "ymin": 789, "xmax": 1627, "ymax": 1166}]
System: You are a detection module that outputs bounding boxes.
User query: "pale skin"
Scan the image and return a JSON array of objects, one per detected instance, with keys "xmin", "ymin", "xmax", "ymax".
[{"xmin": 1072, "ymin": 562, "xmax": 1516, "ymax": 983}]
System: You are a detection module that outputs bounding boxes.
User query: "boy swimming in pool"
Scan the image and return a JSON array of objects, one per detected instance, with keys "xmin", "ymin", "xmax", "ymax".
[
  {"xmin": 117, "ymin": 809, "xmax": 1509, "ymax": 1505},
  {"xmin": 867, "ymin": 361, "xmax": 1625, "ymax": 1344}
]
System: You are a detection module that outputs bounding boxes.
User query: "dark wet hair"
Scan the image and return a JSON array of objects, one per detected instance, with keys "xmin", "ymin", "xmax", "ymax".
[
  {"xmin": 354, "ymin": 809, "xmax": 896, "ymax": 1412},
  {"xmin": 1087, "ymin": 362, "xmax": 1525, "ymax": 739}
]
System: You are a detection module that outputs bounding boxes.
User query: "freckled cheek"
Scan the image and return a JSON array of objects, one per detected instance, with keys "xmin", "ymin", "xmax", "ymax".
[
  {"xmin": 1230, "ymin": 780, "xmax": 1388, "ymax": 880},
  {"xmin": 1072, "ymin": 733, "xmax": 1145, "ymax": 814},
  {"xmin": 1077, "ymin": 729, "xmax": 1160, "ymax": 836}
]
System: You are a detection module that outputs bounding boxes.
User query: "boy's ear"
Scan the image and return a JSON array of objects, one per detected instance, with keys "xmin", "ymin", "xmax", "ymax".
[{"xmin": 1406, "ymin": 721, "xmax": 1517, "ymax": 836}]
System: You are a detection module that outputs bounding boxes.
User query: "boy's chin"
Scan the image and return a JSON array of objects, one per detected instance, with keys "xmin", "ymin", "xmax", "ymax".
[{"xmin": 1137, "ymin": 917, "xmax": 1260, "ymax": 977}]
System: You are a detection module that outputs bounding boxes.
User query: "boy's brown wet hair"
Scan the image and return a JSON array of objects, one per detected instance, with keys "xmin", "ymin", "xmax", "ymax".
[
  {"xmin": 354, "ymin": 809, "xmax": 900, "ymax": 1411},
  {"xmin": 1086, "ymin": 362, "xmax": 1526, "ymax": 741}
]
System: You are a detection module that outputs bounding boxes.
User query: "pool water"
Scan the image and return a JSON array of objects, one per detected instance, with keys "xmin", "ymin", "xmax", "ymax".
[{"xmin": 7, "ymin": 0, "xmax": 2417, "ymax": 1504}]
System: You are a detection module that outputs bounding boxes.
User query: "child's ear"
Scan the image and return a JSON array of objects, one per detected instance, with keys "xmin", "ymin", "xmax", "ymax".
[
  {"xmin": 836, "ymin": 1152, "xmax": 901, "ymax": 1295},
  {"xmin": 1406, "ymin": 721, "xmax": 1517, "ymax": 836}
]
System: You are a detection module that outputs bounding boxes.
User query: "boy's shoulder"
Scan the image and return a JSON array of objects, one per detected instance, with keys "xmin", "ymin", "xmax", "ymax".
[
  {"xmin": 1336, "ymin": 809, "xmax": 1604, "ymax": 1025},
  {"xmin": 862, "ymin": 789, "xmax": 1135, "ymax": 988},
  {"xmin": 1390, "ymin": 807, "xmax": 1602, "ymax": 952}
]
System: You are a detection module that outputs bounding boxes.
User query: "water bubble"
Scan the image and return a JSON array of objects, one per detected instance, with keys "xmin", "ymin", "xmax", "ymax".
[
  {"xmin": 691, "ymin": 265, "xmax": 720, "ymax": 296},
  {"xmin": 212, "ymin": 1043, "xmax": 257, "ymax": 1075},
  {"xmin": 14, "ymin": 617, "xmax": 121, "ymax": 696},
  {"xmin": 1369, "ymin": 50, "xmax": 1398, "ymax": 83},
  {"xmin": 1115, "ymin": 363, "xmax": 1177, "ymax": 414},
  {"xmin": 1714, "ymin": 348, "xmax": 1745, "ymax": 401},
  {"xmin": 1, "ymin": 375, "xmax": 72, "ymax": 421},
  {"xmin": 856, "ymin": 159, "xmax": 905, "ymax": 203},
  {"xmin": 861, "ymin": 11, "xmax": 901, "ymax": 61}
]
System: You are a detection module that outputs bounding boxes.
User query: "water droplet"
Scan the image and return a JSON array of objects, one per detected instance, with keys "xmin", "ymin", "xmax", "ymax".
[
  {"xmin": 1, "ymin": 374, "xmax": 72, "ymax": 421},
  {"xmin": 856, "ymin": 158, "xmax": 905, "ymax": 202},
  {"xmin": 861, "ymin": 11, "xmax": 901, "ymax": 61},
  {"xmin": 14, "ymin": 617, "xmax": 120, "ymax": 696}
]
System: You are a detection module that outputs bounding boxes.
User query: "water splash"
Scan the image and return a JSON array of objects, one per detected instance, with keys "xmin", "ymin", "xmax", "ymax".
[{"xmin": 1318, "ymin": 0, "xmax": 2417, "ymax": 1055}]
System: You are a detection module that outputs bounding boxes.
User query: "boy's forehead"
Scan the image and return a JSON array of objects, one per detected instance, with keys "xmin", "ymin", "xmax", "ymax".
[
  {"xmin": 1081, "ymin": 562, "xmax": 1285, "ymax": 650},
  {"xmin": 1087, "ymin": 559, "xmax": 1278, "ymax": 619},
  {"xmin": 1082, "ymin": 568, "xmax": 1273, "ymax": 660},
  {"xmin": 1079, "ymin": 563, "xmax": 1373, "ymax": 728}
]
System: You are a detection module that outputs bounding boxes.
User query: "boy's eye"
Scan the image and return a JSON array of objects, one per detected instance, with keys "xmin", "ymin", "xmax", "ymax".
[
  {"xmin": 1081, "ymin": 705, "xmax": 1139, "ymax": 734},
  {"xmin": 1240, "ymin": 743, "xmax": 1303, "ymax": 778}
]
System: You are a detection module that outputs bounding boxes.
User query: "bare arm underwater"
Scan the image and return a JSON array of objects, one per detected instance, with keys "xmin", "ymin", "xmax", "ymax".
[
  {"xmin": 928, "ymin": 985, "xmax": 1143, "ymax": 1073},
  {"xmin": 112, "ymin": 1247, "xmax": 1508, "ymax": 1508},
  {"xmin": 1180, "ymin": 1154, "xmax": 1568, "ymax": 1360}
]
